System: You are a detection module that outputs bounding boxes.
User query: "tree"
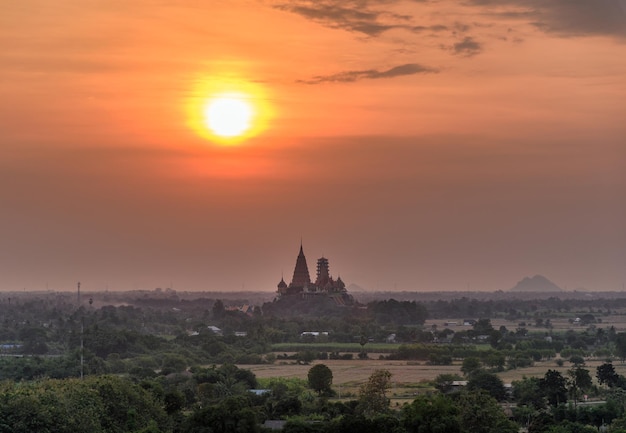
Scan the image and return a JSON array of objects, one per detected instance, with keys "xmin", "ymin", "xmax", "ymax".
[
  {"xmin": 328, "ymin": 414, "xmax": 399, "ymax": 433},
  {"xmin": 367, "ymin": 299, "xmax": 428, "ymax": 325},
  {"xmin": 484, "ymin": 353, "xmax": 505, "ymax": 371},
  {"xmin": 224, "ymin": 363, "xmax": 258, "ymax": 389},
  {"xmin": 541, "ymin": 369, "xmax": 568, "ymax": 406},
  {"xmin": 307, "ymin": 364, "xmax": 333, "ymax": 396},
  {"xmin": 597, "ymin": 362, "xmax": 620, "ymax": 388},
  {"xmin": 160, "ymin": 353, "xmax": 187, "ymax": 374},
  {"xmin": 296, "ymin": 350, "xmax": 316, "ymax": 365},
  {"xmin": 282, "ymin": 418, "xmax": 317, "ymax": 433},
  {"xmin": 212, "ymin": 299, "xmax": 225, "ymax": 319},
  {"xmin": 615, "ymin": 332, "xmax": 626, "ymax": 361},
  {"xmin": 0, "ymin": 376, "xmax": 168, "ymax": 433},
  {"xmin": 163, "ymin": 390, "xmax": 185, "ymax": 415},
  {"xmin": 568, "ymin": 367, "xmax": 593, "ymax": 407},
  {"xmin": 467, "ymin": 370, "xmax": 507, "ymax": 401},
  {"xmin": 473, "ymin": 318, "xmax": 494, "ymax": 335},
  {"xmin": 512, "ymin": 376, "xmax": 545, "ymax": 410},
  {"xmin": 357, "ymin": 369, "xmax": 392, "ymax": 417},
  {"xmin": 184, "ymin": 395, "xmax": 259, "ymax": 433},
  {"xmin": 543, "ymin": 420, "xmax": 597, "ymax": 433},
  {"xmin": 402, "ymin": 394, "xmax": 460, "ymax": 433},
  {"xmin": 267, "ymin": 395, "xmax": 302, "ymax": 418},
  {"xmin": 579, "ymin": 314, "xmax": 596, "ymax": 325},
  {"xmin": 461, "ymin": 357, "xmax": 482, "ymax": 377},
  {"xmin": 91, "ymin": 375, "xmax": 168, "ymax": 432},
  {"xmin": 433, "ymin": 373, "xmax": 464, "ymax": 394},
  {"xmin": 19, "ymin": 327, "xmax": 49, "ymax": 354},
  {"xmin": 455, "ymin": 391, "xmax": 518, "ymax": 433},
  {"xmin": 569, "ymin": 355, "xmax": 586, "ymax": 366},
  {"xmin": 488, "ymin": 330, "xmax": 502, "ymax": 348}
]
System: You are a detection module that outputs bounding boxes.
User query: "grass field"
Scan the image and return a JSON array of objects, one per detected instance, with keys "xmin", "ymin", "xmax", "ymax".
[
  {"xmin": 242, "ymin": 312, "xmax": 626, "ymax": 402},
  {"xmin": 424, "ymin": 312, "xmax": 626, "ymax": 335},
  {"xmin": 240, "ymin": 354, "xmax": 626, "ymax": 403},
  {"xmin": 271, "ymin": 342, "xmax": 400, "ymax": 353},
  {"xmin": 243, "ymin": 356, "xmax": 451, "ymax": 400}
]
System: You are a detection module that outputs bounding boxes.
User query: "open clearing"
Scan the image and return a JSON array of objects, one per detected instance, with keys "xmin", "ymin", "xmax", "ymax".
[
  {"xmin": 240, "ymin": 355, "xmax": 626, "ymax": 401},
  {"xmin": 244, "ymin": 357, "xmax": 626, "ymax": 386},
  {"xmin": 245, "ymin": 357, "xmax": 457, "ymax": 386},
  {"xmin": 240, "ymin": 311, "xmax": 626, "ymax": 400}
]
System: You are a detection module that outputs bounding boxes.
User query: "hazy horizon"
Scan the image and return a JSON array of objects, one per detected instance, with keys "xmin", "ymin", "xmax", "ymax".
[{"xmin": 1, "ymin": 1, "xmax": 624, "ymax": 293}]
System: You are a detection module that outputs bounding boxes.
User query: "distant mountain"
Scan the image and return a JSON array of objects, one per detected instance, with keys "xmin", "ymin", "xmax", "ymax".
[
  {"xmin": 347, "ymin": 283, "xmax": 366, "ymax": 292},
  {"xmin": 510, "ymin": 275, "xmax": 563, "ymax": 292}
]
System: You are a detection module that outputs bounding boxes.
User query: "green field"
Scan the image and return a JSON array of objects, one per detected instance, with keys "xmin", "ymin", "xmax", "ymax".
[
  {"xmin": 271, "ymin": 342, "xmax": 400, "ymax": 353},
  {"xmin": 237, "ymin": 309, "xmax": 626, "ymax": 404},
  {"xmin": 240, "ymin": 355, "xmax": 626, "ymax": 404}
]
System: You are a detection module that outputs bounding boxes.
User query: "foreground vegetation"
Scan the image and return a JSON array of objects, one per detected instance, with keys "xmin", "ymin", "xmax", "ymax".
[
  {"xmin": 3, "ymin": 289, "xmax": 626, "ymax": 431},
  {"xmin": 4, "ymin": 361, "xmax": 626, "ymax": 433}
]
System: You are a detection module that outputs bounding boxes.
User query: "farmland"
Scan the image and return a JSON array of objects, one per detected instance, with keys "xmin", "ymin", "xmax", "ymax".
[
  {"xmin": 240, "ymin": 307, "xmax": 626, "ymax": 400},
  {"xmin": 242, "ymin": 353, "xmax": 626, "ymax": 405},
  {"xmin": 3, "ymin": 289, "xmax": 626, "ymax": 432},
  {"xmin": 245, "ymin": 356, "xmax": 626, "ymax": 388}
]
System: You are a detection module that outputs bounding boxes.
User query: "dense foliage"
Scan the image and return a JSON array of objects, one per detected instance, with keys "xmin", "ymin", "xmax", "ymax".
[
  {"xmin": 3, "ymin": 290, "xmax": 626, "ymax": 432},
  {"xmin": 0, "ymin": 375, "xmax": 167, "ymax": 433}
]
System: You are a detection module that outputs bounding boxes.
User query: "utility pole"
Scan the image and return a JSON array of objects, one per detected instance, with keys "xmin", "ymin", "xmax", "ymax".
[
  {"xmin": 80, "ymin": 316, "xmax": 84, "ymax": 380},
  {"xmin": 78, "ymin": 281, "xmax": 83, "ymax": 379}
]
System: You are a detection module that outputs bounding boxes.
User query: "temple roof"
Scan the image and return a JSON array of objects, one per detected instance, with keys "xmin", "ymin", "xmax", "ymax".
[{"xmin": 290, "ymin": 244, "xmax": 311, "ymax": 288}]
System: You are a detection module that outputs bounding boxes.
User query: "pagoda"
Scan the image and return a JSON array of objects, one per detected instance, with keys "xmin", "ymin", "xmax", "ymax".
[
  {"xmin": 290, "ymin": 244, "xmax": 311, "ymax": 291},
  {"xmin": 276, "ymin": 244, "xmax": 348, "ymax": 300}
]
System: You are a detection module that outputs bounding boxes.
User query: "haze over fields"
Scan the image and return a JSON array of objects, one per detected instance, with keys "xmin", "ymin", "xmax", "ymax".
[{"xmin": 1, "ymin": 1, "xmax": 625, "ymax": 292}]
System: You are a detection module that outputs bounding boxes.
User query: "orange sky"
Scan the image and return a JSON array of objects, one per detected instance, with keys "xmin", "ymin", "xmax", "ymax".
[{"xmin": 1, "ymin": 0, "xmax": 625, "ymax": 292}]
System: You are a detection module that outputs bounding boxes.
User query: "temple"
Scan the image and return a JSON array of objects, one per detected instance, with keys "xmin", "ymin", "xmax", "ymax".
[{"xmin": 277, "ymin": 244, "xmax": 350, "ymax": 303}]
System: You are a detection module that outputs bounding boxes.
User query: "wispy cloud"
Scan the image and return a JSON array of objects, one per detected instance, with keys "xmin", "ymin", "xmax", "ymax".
[
  {"xmin": 411, "ymin": 24, "xmax": 449, "ymax": 33},
  {"xmin": 298, "ymin": 63, "xmax": 438, "ymax": 84},
  {"xmin": 466, "ymin": 0, "xmax": 626, "ymax": 38},
  {"xmin": 275, "ymin": 0, "xmax": 485, "ymax": 60},
  {"xmin": 275, "ymin": 0, "xmax": 410, "ymax": 36},
  {"xmin": 275, "ymin": 0, "xmax": 626, "ymax": 65},
  {"xmin": 451, "ymin": 36, "xmax": 482, "ymax": 56}
]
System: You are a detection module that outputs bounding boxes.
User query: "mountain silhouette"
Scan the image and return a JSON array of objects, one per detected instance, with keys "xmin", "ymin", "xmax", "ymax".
[{"xmin": 510, "ymin": 275, "xmax": 563, "ymax": 292}]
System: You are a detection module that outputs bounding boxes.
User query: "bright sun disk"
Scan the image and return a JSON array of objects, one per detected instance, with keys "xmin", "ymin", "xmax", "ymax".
[
  {"xmin": 204, "ymin": 96, "xmax": 253, "ymax": 138},
  {"xmin": 186, "ymin": 76, "xmax": 274, "ymax": 145}
]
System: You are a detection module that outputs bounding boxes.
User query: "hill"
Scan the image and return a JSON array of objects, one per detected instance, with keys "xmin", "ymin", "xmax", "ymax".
[{"xmin": 510, "ymin": 275, "xmax": 563, "ymax": 292}]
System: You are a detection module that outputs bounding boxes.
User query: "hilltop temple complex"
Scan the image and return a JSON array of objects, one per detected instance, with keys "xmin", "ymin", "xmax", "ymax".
[{"xmin": 276, "ymin": 244, "xmax": 353, "ymax": 305}]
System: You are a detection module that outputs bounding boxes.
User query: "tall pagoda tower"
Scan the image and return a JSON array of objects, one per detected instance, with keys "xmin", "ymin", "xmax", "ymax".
[
  {"xmin": 275, "ymin": 243, "xmax": 352, "ymax": 304},
  {"xmin": 289, "ymin": 243, "xmax": 311, "ymax": 292},
  {"xmin": 315, "ymin": 257, "xmax": 330, "ymax": 287}
]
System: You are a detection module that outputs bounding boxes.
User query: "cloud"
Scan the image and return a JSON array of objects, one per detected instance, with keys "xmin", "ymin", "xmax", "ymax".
[
  {"xmin": 275, "ymin": 1, "xmax": 399, "ymax": 36},
  {"xmin": 297, "ymin": 63, "xmax": 438, "ymax": 84},
  {"xmin": 466, "ymin": 0, "xmax": 626, "ymax": 38},
  {"xmin": 451, "ymin": 36, "xmax": 482, "ymax": 56},
  {"xmin": 411, "ymin": 24, "xmax": 449, "ymax": 33}
]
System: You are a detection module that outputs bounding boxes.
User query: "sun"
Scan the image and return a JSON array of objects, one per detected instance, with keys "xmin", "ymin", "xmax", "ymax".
[
  {"xmin": 185, "ymin": 76, "xmax": 274, "ymax": 146},
  {"xmin": 204, "ymin": 95, "xmax": 254, "ymax": 138}
]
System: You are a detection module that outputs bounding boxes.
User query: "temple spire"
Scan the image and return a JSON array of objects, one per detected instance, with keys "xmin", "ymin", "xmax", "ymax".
[{"xmin": 290, "ymin": 242, "xmax": 311, "ymax": 289}]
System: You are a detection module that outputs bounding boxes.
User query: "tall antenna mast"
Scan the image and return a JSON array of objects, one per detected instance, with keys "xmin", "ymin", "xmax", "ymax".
[
  {"xmin": 80, "ymin": 317, "xmax": 84, "ymax": 380},
  {"xmin": 77, "ymin": 281, "xmax": 83, "ymax": 379}
]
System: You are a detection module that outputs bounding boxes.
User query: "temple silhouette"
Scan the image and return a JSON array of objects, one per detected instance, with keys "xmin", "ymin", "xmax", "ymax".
[{"xmin": 276, "ymin": 244, "xmax": 353, "ymax": 305}]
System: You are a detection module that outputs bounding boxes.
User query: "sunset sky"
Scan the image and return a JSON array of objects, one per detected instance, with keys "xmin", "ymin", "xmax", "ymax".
[{"xmin": 1, "ymin": 0, "xmax": 625, "ymax": 293}]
